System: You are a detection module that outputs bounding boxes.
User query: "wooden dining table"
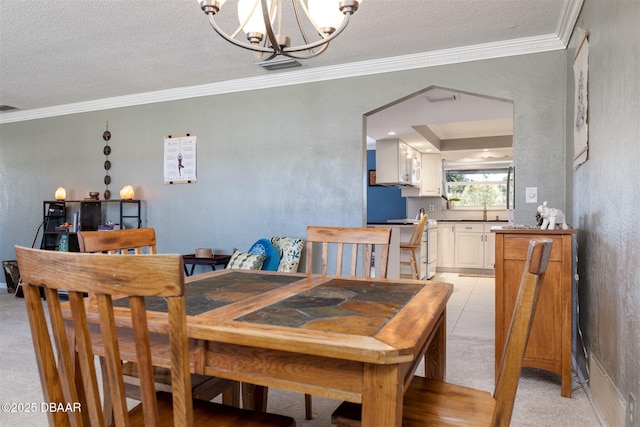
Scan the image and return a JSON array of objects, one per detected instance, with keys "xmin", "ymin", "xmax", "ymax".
[{"xmin": 73, "ymin": 269, "xmax": 452, "ymax": 426}]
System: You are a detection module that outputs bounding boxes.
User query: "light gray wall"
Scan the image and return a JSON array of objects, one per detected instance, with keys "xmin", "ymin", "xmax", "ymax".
[
  {"xmin": 568, "ymin": 0, "xmax": 640, "ymax": 412},
  {"xmin": 1, "ymin": 51, "xmax": 567, "ymax": 268}
]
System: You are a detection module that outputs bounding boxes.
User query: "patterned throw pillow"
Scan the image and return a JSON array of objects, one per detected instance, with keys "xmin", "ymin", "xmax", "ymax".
[
  {"xmin": 270, "ymin": 236, "xmax": 304, "ymax": 273},
  {"xmin": 226, "ymin": 249, "xmax": 266, "ymax": 270},
  {"xmin": 248, "ymin": 238, "xmax": 281, "ymax": 271}
]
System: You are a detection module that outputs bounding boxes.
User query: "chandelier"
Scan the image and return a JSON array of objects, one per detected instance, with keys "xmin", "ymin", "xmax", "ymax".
[{"xmin": 196, "ymin": 0, "xmax": 363, "ymax": 61}]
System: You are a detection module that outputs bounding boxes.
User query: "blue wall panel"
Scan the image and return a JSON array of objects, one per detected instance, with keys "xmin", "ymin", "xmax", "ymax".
[{"xmin": 366, "ymin": 150, "xmax": 406, "ymax": 223}]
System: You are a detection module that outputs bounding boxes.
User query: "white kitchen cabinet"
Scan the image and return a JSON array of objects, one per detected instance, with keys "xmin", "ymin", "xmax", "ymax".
[
  {"xmin": 437, "ymin": 223, "xmax": 455, "ymax": 268},
  {"xmin": 410, "ymin": 147, "xmax": 422, "ymax": 187},
  {"xmin": 454, "ymin": 223, "xmax": 501, "ymax": 269},
  {"xmin": 484, "ymin": 225, "xmax": 496, "ymax": 268},
  {"xmin": 376, "ymin": 138, "xmax": 420, "ymax": 187},
  {"xmin": 419, "ymin": 154, "xmax": 442, "ymax": 196}
]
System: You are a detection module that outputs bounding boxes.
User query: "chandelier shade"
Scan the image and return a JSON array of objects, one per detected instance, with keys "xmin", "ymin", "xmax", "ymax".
[{"xmin": 197, "ymin": 0, "xmax": 362, "ymax": 60}]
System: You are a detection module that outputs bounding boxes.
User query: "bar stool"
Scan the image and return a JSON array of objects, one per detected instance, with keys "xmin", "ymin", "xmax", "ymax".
[{"xmin": 400, "ymin": 214, "xmax": 428, "ymax": 280}]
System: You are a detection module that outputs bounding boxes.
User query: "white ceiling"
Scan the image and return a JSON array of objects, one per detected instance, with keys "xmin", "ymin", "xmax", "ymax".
[
  {"xmin": 365, "ymin": 86, "xmax": 515, "ymax": 152},
  {"xmin": 0, "ymin": 0, "xmax": 583, "ymax": 137}
]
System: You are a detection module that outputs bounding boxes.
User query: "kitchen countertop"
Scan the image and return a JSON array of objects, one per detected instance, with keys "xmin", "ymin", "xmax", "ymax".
[
  {"xmin": 436, "ymin": 219, "xmax": 507, "ymax": 223},
  {"xmin": 367, "ymin": 222, "xmax": 415, "ymax": 227},
  {"xmin": 386, "ymin": 218, "xmax": 421, "ymax": 224}
]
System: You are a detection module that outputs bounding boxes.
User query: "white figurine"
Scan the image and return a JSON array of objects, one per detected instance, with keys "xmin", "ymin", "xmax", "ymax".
[{"xmin": 537, "ymin": 201, "xmax": 569, "ymax": 230}]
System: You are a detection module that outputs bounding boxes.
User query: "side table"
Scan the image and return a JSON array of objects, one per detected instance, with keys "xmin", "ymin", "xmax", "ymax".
[{"xmin": 182, "ymin": 254, "xmax": 231, "ymax": 276}]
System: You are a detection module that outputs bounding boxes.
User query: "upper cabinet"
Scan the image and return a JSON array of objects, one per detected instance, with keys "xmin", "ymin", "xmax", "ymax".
[
  {"xmin": 400, "ymin": 153, "xmax": 442, "ymax": 197},
  {"xmin": 418, "ymin": 154, "xmax": 442, "ymax": 197},
  {"xmin": 376, "ymin": 139, "xmax": 421, "ymax": 187}
]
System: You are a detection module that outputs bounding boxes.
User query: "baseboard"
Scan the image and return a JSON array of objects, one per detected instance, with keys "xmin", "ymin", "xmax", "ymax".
[
  {"xmin": 589, "ymin": 353, "xmax": 626, "ymax": 426},
  {"xmin": 573, "ymin": 354, "xmax": 606, "ymax": 426}
]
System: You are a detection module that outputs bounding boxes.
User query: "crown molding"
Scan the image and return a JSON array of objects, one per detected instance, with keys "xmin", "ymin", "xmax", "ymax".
[
  {"xmin": 2, "ymin": 3, "xmax": 581, "ymax": 126},
  {"xmin": 557, "ymin": 0, "xmax": 585, "ymax": 46}
]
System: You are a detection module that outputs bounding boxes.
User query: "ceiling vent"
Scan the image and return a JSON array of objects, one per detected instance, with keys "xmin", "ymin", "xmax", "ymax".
[
  {"xmin": 0, "ymin": 105, "xmax": 19, "ymax": 111},
  {"xmin": 425, "ymin": 94, "xmax": 459, "ymax": 103},
  {"xmin": 258, "ymin": 58, "xmax": 302, "ymax": 71}
]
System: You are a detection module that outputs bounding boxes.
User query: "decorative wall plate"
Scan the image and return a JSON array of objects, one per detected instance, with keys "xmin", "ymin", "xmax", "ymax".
[{"xmin": 102, "ymin": 123, "xmax": 112, "ymax": 199}]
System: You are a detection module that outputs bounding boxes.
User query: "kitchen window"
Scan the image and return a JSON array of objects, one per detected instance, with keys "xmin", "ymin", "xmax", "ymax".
[{"xmin": 445, "ymin": 167, "xmax": 509, "ymax": 208}]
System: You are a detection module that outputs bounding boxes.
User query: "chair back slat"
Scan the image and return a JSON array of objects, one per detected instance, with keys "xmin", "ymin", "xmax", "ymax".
[
  {"xmin": 408, "ymin": 214, "xmax": 428, "ymax": 246},
  {"xmin": 78, "ymin": 228, "xmax": 157, "ymax": 254},
  {"xmin": 127, "ymin": 295, "xmax": 160, "ymax": 425},
  {"xmin": 305, "ymin": 226, "xmax": 391, "ymax": 278},
  {"xmin": 22, "ymin": 284, "xmax": 82, "ymax": 427},
  {"xmin": 491, "ymin": 237, "xmax": 553, "ymax": 427},
  {"xmin": 15, "ymin": 246, "xmax": 189, "ymax": 427}
]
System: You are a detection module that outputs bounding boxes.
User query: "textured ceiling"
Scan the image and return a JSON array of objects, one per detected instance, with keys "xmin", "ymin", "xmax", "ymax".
[{"xmin": 1, "ymin": 0, "xmax": 582, "ymax": 136}]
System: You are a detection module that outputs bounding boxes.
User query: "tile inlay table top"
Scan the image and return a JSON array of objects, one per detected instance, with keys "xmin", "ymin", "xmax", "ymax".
[
  {"xmin": 114, "ymin": 271, "xmax": 301, "ymax": 316},
  {"xmin": 237, "ymin": 278, "xmax": 424, "ymax": 335},
  {"xmin": 75, "ymin": 269, "xmax": 453, "ymax": 426}
]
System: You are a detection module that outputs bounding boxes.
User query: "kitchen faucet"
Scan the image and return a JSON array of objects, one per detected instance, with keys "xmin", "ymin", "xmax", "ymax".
[{"xmin": 483, "ymin": 206, "xmax": 487, "ymax": 221}]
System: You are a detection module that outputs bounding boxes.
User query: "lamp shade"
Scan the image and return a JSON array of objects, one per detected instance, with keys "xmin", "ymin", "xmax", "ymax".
[
  {"xmin": 238, "ymin": 0, "xmax": 274, "ymax": 35},
  {"xmin": 119, "ymin": 185, "xmax": 135, "ymax": 200},
  {"xmin": 308, "ymin": 0, "xmax": 344, "ymax": 30},
  {"xmin": 55, "ymin": 187, "xmax": 66, "ymax": 201}
]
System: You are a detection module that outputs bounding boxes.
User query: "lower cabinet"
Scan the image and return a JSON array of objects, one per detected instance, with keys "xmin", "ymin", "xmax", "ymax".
[
  {"xmin": 485, "ymin": 230, "xmax": 496, "ymax": 268},
  {"xmin": 436, "ymin": 224, "xmax": 455, "ymax": 268},
  {"xmin": 454, "ymin": 223, "xmax": 497, "ymax": 269}
]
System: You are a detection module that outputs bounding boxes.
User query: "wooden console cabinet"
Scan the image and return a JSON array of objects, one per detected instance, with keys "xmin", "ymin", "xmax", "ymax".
[{"xmin": 493, "ymin": 228, "xmax": 577, "ymax": 397}]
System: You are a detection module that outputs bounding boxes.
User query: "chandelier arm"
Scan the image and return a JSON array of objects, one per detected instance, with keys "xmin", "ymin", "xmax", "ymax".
[
  {"xmin": 295, "ymin": 0, "xmax": 324, "ymax": 38},
  {"xmin": 292, "ymin": 0, "xmax": 313, "ymax": 47},
  {"xmin": 230, "ymin": 0, "xmax": 260, "ymax": 39},
  {"xmin": 207, "ymin": 14, "xmax": 273, "ymax": 54},
  {"xmin": 282, "ymin": 13, "xmax": 352, "ymax": 53},
  {"xmin": 261, "ymin": 0, "xmax": 283, "ymax": 55},
  {"xmin": 280, "ymin": 42, "xmax": 330, "ymax": 59}
]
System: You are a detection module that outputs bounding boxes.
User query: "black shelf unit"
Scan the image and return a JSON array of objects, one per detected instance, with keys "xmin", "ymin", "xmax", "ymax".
[
  {"xmin": 41, "ymin": 199, "xmax": 142, "ymax": 251},
  {"xmin": 120, "ymin": 199, "xmax": 142, "ymax": 229},
  {"xmin": 41, "ymin": 201, "xmax": 70, "ymax": 251}
]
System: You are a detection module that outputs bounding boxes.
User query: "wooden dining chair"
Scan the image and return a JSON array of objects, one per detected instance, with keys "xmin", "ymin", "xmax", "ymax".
[
  {"xmin": 305, "ymin": 226, "xmax": 392, "ymax": 279},
  {"xmin": 78, "ymin": 228, "xmax": 239, "ymax": 407},
  {"xmin": 331, "ymin": 237, "xmax": 553, "ymax": 427},
  {"xmin": 296, "ymin": 225, "xmax": 391, "ymax": 419},
  {"xmin": 77, "ymin": 227, "xmax": 158, "ymax": 254},
  {"xmin": 15, "ymin": 246, "xmax": 296, "ymax": 427},
  {"xmin": 399, "ymin": 213, "xmax": 429, "ymax": 280}
]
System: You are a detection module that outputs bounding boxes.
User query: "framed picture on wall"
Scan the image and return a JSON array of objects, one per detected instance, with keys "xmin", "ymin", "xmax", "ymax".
[
  {"xmin": 573, "ymin": 29, "xmax": 589, "ymax": 169},
  {"xmin": 368, "ymin": 170, "xmax": 379, "ymax": 186}
]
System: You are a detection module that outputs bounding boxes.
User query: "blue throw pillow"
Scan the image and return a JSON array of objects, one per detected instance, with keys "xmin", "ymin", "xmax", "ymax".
[{"xmin": 248, "ymin": 238, "xmax": 281, "ymax": 271}]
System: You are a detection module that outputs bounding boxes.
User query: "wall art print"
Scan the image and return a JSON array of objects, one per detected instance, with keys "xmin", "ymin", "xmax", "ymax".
[
  {"xmin": 573, "ymin": 29, "xmax": 589, "ymax": 169},
  {"xmin": 164, "ymin": 133, "xmax": 197, "ymax": 184}
]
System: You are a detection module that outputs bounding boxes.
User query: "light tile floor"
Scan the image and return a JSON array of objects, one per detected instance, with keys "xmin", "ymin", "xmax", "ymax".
[{"xmin": 442, "ymin": 272, "xmax": 496, "ymax": 339}]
